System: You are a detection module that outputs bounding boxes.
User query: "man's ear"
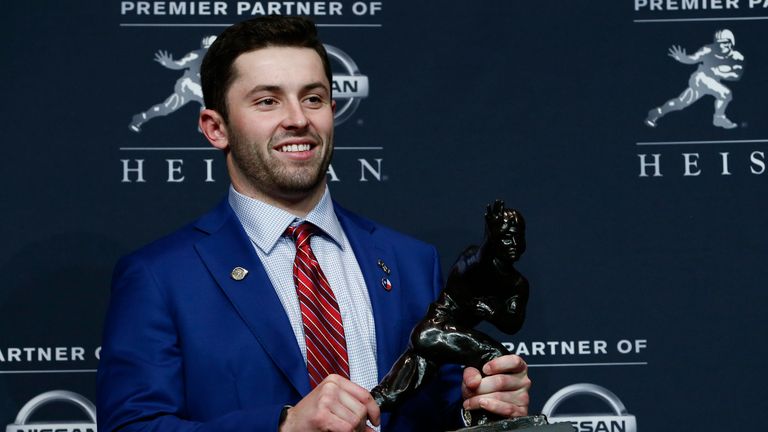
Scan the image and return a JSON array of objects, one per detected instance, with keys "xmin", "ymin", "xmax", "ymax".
[
  {"xmin": 199, "ymin": 109, "xmax": 229, "ymax": 150},
  {"xmin": 331, "ymin": 99, "xmax": 336, "ymax": 114}
]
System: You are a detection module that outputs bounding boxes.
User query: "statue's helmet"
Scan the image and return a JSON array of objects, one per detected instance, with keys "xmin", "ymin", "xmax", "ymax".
[{"xmin": 714, "ymin": 29, "xmax": 735, "ymax": 46}]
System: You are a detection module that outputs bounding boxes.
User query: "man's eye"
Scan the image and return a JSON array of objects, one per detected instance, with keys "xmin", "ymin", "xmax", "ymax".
[
  {"xmin": 256, "ymin": 98, "xmax": 277, "ymax": 107},
  {"xmin": 304, "ymin": 96, "xmax": 324, "ymax": 105}
]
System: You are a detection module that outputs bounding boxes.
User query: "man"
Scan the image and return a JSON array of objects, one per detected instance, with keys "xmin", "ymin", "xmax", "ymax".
[
  {"xmin": 645, "ymin": 29, "xmax": 744, "ymax": 129},
  {"xmin": 97, "ymin": 16, "xmax": 530, "ymax": 432}
]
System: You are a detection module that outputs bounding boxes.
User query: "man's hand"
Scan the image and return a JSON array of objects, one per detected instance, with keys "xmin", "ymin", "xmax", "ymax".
[
  {"xmin": 280, "ymin": 374, "xmax": 381, "ymax": 432},
  {"xmin": 461, "ymin": 355, "xmax": 531, "ymax": 418}
]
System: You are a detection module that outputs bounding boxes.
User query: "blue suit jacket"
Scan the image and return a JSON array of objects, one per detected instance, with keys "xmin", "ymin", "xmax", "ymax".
[{"xmin": 97, "ymin": 199, "xmax": 462, "ymax": 431}]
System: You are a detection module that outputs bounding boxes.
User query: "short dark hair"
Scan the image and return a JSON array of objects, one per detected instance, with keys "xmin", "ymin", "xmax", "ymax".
[{"xmin": 201, "ymin": 16, "xmax": 332, "ymax": 121}]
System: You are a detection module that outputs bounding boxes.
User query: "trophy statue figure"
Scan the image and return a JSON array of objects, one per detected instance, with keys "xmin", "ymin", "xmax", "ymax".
[{"xmin": 371, "ymin": 200, "xmax": 571, "ymax": 431}]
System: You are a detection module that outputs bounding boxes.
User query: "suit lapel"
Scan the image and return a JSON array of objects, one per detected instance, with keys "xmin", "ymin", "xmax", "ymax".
[
  {"xmin": 192, "ymin": 199, "xmax": 409, "ymax": 394},
  {"xmin": 335, "ymin": 204, "xmax": 404, "ymax": 378},
  {"xmin": 193, "ymin": 201, "xmax": 311, "ymax": 396}
]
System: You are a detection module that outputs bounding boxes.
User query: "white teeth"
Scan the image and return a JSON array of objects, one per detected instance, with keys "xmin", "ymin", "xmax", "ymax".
[{"xmin": 279, "ymin": 144, "xmax": 311, "ymax": 152}]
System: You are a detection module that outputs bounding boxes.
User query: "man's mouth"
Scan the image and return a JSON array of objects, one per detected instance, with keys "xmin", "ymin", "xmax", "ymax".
[{"xmin": 277, "ymin": 143, "xmax": 312, "ymax": 153}]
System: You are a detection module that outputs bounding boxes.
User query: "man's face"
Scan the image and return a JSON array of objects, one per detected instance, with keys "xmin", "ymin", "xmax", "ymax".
[
  {"xmin": 717, "ymin": 41, "xmax": 732, "ymax": 55},
  {"xmin": 223, "ymin": 46, "xmax": 335, "ymax": 201}
]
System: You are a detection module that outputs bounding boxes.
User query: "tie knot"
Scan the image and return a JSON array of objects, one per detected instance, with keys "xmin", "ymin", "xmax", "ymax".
[{"xmin": 285, "ymin": 222, "xmax": 318, "ymax": 244}]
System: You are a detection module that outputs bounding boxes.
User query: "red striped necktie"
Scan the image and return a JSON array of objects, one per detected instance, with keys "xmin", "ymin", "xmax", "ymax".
[{"xmin": 286, "ymin": 222, "xmax": 350, "ymax": 387}]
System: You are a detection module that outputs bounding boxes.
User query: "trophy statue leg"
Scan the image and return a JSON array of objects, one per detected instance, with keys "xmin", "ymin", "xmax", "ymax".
[
  {"xmin": 371, "ymin": 350, "xmax": 434, "ymax": 410},
  {"xmin": 411, "ymin": 325, "xmax": 510, "ymax": 426}
]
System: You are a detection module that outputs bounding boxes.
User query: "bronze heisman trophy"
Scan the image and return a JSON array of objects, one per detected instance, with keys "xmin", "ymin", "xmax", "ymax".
[{"xmin": 370, "ymin": 200, "xmax": 574, "ymax": 432}]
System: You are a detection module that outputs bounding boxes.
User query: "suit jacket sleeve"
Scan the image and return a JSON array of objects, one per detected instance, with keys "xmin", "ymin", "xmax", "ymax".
[{"xmin": 97, "ymin": 255, "xmax": 284, "ymax": 432}]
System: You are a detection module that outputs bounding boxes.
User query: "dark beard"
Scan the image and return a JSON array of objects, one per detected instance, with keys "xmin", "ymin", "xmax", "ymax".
[{"xmin": 229, "ymin": 129, "xmax": 333, "ymax": 197}]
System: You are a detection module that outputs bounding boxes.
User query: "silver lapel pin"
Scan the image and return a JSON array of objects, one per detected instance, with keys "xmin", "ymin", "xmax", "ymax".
[{"xmin": 230, "ymin": 267, "xmax": 249, "ymax": 281}]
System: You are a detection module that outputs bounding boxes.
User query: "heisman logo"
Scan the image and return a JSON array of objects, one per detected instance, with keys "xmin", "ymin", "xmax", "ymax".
[
  {"xmin": 645, "ymin": 29, "xmax": 744, "ymax": 130},
  {"xmin": 5, "ymin": 390, "xmax": 96, "ymax": 432},
  {"xmin": 128, "ymin": 38, "xmax": 368, "ymax": 132},
  {"xmin": 129, "ymin": 35, "xmax": 216, "ymax": 133}
]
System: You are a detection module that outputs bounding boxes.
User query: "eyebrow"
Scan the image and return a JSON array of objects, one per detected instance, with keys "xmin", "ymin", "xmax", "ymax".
[
  {"xmin": 303, "ymin": 82, "xmax": 330, "ymax": 94},
  {"xmin": 244, "ymin": 85, "xmax": 281, "ymax": 99},
  {"xmin": 244, "ymin": 82, "xmax": 330, "ymax": 99}
]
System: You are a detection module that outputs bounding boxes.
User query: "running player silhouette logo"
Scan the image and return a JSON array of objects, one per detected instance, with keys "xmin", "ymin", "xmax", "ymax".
[
  {"xmin": 645, "ymin": 29, "xmax": 744, "ymax": 130},
  {"xmin": 129, "ymin": 35, "xmax": 216, "ymax": 132}
]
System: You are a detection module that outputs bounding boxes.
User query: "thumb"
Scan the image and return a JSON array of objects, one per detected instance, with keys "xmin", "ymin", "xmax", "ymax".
[{"xmin": 462, "ymin": 366, "xmax": 482, "ymax": 396}]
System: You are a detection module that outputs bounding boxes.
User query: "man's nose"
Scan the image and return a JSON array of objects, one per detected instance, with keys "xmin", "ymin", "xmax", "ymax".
[{"xmin": 281, "ymin": 100, "xmax": 309, "ymax": 129}]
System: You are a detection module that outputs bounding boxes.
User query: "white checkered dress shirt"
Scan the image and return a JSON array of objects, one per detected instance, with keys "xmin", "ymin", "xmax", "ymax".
[{"xmin": 228, "ymin": 186, "xmax": 379, "ymax": 394}]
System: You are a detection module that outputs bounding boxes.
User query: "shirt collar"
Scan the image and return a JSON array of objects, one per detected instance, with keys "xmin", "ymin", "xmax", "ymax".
[{"xmin": 228, "ymin": 185, "xmax": 345, "ymax": 254}]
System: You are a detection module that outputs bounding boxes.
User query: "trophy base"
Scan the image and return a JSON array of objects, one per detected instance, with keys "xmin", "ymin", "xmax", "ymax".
[{"xmin": 449, "ymin": 415, "xmax": 576, "ymax": 432}]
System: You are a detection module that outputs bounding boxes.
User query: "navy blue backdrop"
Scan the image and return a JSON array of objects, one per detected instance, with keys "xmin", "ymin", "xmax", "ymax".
[{"xmin": 2, "ymin": 1, "xmax": 767, "ymax": 431}]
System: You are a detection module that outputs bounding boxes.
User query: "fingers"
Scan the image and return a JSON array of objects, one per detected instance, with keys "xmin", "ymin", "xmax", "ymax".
[
  {"xmin": 461, "ymin": 366, "xmax": 483, "ymax": 398},
  {"xmin": 461, "ymin": 355, "xmax": 531, "ymax": 419},
  {"xmin": 469, "ymin": 371, "xmax": 530, "ymax": 396},
  {"xmin": 486, "ymin": 200, "xmax": 507, "ymax": 221},
  {"xmin": 324, "ymin": 376, "xmax": 381, "ymax": 427},
  {"xmin": 482, "ymin": 354, "xmax": 527, "ymax": 375},
  {"xmin": 153, "ymin": 50, "xmax": 171, "ymax": 63},
  {"xmin": 463, "ymin": 356, "xmax": 528, "ymax": 397},
  {"xmin": 491, "ymin": 200, "xmax": 504, "ymax": 218},
  {"xmin": 462, "ymin": 373, "xmax": 530, "ymax": 417},
  {"xmin": 463, "ymin": 392, "xmax": 529, "ymax": 417},
  {"xmin": 331, "ymin": 389, "xmax": 372, "ymax": 428},
  {"xmin": 332, "ymin": 376, "xmax": 380, "ymax": 425},
  {"xmin": 283, "ymin": 375, "xmax": 380, "ymax": 432}
]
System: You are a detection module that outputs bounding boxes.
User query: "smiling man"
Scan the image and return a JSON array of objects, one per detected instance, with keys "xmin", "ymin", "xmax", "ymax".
[
  {"xmin": 97, "ymin": 16, "xmax": 530, "ymax": 432},
  {"xmin": 204, "ymin": 45, "xmax": 334, "ymax": 214}
]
